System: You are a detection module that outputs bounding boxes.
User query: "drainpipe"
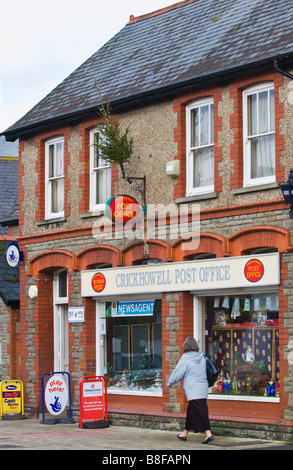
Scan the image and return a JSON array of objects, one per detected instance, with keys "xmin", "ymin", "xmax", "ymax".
[{"xmin": 273, "ymin": 58, "xmax": 293, "ymax": 80}]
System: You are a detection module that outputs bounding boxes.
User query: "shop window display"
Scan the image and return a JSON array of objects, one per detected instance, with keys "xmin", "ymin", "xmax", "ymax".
[
  {"xmin": 205, "ymin": 294, "xmax": 279, "ymax": 397},
  {"xmin": 105, "ymin": 300, "xmax": 162, "ymax": 393}
]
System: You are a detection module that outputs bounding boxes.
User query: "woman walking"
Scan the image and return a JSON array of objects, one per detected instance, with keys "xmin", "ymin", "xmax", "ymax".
[{"xmin": 167, "ymin": 337, "xmax": 214, "ymax": 444}]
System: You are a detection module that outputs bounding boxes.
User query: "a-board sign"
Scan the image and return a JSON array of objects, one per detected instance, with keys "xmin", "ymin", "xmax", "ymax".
[
  {"xmin": 41, "ymin": 371, "xmax": 74, "ymax": 424},
  {"xmin": 44, "ymin": 374, "xmax": 68, "ymax": 416},
  {"xmin": 0, "ymin": 380, "xmax": 24, "ymax": 419},
  {"xmin": 79, "ymin": 376, "xmax": 108, "ymax": 429}
]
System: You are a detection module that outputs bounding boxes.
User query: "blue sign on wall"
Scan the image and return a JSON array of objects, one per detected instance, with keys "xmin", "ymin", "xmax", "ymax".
[{"xmin": 115, "ymin": 301, "xmax": 155, "ymax": 317}]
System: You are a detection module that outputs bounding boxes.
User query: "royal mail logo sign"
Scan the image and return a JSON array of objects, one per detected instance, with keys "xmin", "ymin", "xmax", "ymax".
[{"xmin": 92, "ymin": 272, "xmax": 106, "ymax": 293}]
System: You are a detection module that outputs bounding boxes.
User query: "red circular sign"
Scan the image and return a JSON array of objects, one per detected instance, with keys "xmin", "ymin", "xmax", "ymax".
[
  {"xmin": 106, "ymin": 194, "xmax": 140, "ymax": 224},
  {"xmin": 244, "ymin": 259, "xmax": 264, "ymax": 283},
  {"xmin": 91, "ymin": 273, "xmax": 106, "ymax": 293}
]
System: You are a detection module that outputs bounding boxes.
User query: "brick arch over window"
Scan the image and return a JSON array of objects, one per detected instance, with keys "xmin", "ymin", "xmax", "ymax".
[
  {"xmin": 147, "ymin": 240, "xmax": 173, "ymax": 263},
  {"xmin": 172, "ymin": 233, "xmax": 227, "ymax": 261},
  {"xmin": 122, "ymin": 241, "xmax": 171, "ymax": 265},
  {"xmin": 122, "ymin": 242, "xmax": 148, "ymax": 265},
  {"xmin": 29, "ymin": 250, "xmax": 78, "ymax": 276},
  {"xmin": 78, "ymin": 245, "xmax": 122, "ymax": 270},
  {"xmin": 228, "ymin": 226, "xmax": 291, "ymax": 256}
]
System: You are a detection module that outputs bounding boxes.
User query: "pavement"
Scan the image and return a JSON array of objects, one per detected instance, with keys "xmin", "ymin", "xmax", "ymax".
[{"xmin": 0, "ymin": 418, "xmax": 292, "ymax": 454}]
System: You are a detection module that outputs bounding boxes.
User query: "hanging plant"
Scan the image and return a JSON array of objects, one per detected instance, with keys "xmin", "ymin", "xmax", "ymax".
[{"xmin": 94, "ymin": 82, "xmax": 134, "ymax": 178}]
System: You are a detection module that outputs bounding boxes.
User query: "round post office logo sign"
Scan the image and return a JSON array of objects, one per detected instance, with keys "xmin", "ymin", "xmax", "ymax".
[
  {"xmin": 45, "ymin": 375, "xmax": 68, "ymax": 416},
  {"xmin": 244, "ymin": 259, "xmax": 264, "ymax": 283}
]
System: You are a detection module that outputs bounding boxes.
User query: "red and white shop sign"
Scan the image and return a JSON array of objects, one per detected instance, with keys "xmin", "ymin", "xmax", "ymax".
[{"xmin": 79, "ymin": 376, "xmax": 108, "ymax": 427}]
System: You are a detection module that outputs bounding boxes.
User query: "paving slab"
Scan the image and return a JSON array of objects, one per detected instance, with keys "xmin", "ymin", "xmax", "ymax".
[{"xmin": 0, "ymin": 418, "xmax": 290, "ymax": 452}]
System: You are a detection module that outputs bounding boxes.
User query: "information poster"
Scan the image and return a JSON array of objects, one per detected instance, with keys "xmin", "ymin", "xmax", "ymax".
[{"xmin": 82, "ymin": 380, "xmax": 104, "ymax": 421}]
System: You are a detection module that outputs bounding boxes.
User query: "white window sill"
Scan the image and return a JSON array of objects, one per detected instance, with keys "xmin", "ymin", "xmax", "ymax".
[
  {"xmin": 208, "ymin": 393, "xmax": 280, "ymax": 403},
  {"xmin": 108, "ymin": 388, "xmax": 162, "ymax": 397},
  {"xmin": 176, "ymin": 192, "xmax": 218, "ymax": 204},
  {"xmin": 232, "ymin": 182, "xmax": 279, "ymax": 195},
  {"xmin": 37, "ymin": 216, "xmax": 67, "ymax": 226}
]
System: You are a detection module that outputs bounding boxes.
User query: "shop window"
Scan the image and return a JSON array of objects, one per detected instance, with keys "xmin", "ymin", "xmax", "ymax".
[
  {"xmin": 205, "ymin": 294, "xmax": 279, "ymax": 398},
  {"xmin": 105, "ymin": 299, "xmax": 162, "ymax": 394}
]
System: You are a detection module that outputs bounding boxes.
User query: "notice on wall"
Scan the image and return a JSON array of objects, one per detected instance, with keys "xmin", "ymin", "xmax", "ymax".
[{"xmin": 68, "ymin": 307, "xmax": 85, "ymax": 323}]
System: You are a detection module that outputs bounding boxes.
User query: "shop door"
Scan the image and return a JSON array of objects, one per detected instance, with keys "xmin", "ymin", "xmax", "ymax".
[
  {"xmin": 193, "ymin": 296, "xmax": 205, "ymax": 352},
  {"xmin": 54, "ymin": 304, "xmax": 69, "ymax": 373},
  {"xmin": 53, "ymin": 269, "xmax": 69, "ymax": 373},
  {"xmin": 96, "ymin": 302, "xmax": 107, "ymax": 376}
]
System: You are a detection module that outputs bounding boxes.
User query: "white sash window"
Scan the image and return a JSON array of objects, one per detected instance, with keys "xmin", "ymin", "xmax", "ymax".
[
  {"xmin": 243, "ymin": 83, "xmax": 275, "ymax": 186},
  {"xmin": 90, "ymin": 129, "xmax": 111, "ymax": 212},
  {"xmin": 186, "ymin": 98, "xmax": 214, "ymax": 196},
  {"xmin": 45, "ymin": 137, "xmax": 64, "ymax": 219}
]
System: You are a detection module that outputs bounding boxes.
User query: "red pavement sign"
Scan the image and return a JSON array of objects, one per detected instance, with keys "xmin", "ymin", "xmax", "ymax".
[{"xmin": 79, "ymin": 376, "xmax": 108, "ymax": 429}]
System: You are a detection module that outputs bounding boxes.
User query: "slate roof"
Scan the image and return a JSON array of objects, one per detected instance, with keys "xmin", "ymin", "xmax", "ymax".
[
  {"xmin": 0, "ymin": 138, "xmax": 19, "ymax": 305},
  {"xmin": 0, "ymin": 137, "xmax": 19, "ymax": 235},
  {"xmin": 0, "ymin": 136, "xmax": 19, "ymax": 157},
  {"xmin": 3, "ymin": 0, "xmax": 293, "ymax": 139}
]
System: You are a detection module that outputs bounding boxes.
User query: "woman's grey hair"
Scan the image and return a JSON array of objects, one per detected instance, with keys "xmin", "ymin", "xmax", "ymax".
[{"xmin": 183, "ymin": 337, "xmax": 199, "ymax": 352}]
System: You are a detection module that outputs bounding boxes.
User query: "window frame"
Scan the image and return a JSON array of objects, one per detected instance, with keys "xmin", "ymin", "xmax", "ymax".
[
  {"xmin": 186, "ymin": 97, "xmax": 214, "ymax": 196},
  {"xmin": 243, "ymin": 82, "xmax": 276, "ymax": 187},
  {"xmin": 45, "ymin": 136, "xmax": 65, "ymax": 220},
  {"xmin": 89, "ymin": 128, "xmax": 112, "ymax": 212}
]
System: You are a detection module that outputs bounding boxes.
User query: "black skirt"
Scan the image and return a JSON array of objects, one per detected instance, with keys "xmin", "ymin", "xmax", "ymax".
[{"xmin": 185, "ymin": 398, "xmax": 211, "ymax": 433}]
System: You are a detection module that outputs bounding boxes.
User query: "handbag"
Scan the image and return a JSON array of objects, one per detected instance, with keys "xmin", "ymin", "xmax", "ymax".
[{"xmin": 205, "ymin": 355, "xmax": 221, "ymax": 387}]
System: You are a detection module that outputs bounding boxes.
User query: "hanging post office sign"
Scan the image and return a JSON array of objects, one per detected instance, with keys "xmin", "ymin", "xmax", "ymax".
[
  {"xmin": 81, "ymin": 253, "xmax": 280, "ymax": 297},
  {"xmin": 106, "ymin": 194, "xmax": 140, "ymax": 225}
]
